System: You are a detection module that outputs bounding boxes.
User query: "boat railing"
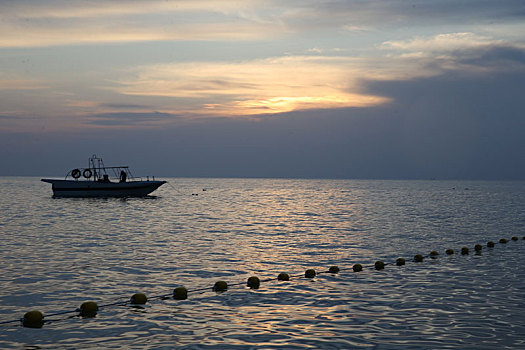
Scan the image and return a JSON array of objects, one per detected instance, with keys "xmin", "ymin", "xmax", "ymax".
[
  {"xmin": 65, "ymin": 166, "xmax": 157, "ymax": 182},
  {"xmin": 64, "ymin": 155, "xmax": 158, "ymax": 182}
]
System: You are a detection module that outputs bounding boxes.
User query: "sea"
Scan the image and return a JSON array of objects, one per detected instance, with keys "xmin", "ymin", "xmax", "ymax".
[{"xmin": 0, "ymin": 177, "xmax": 524, "ymax": 349}]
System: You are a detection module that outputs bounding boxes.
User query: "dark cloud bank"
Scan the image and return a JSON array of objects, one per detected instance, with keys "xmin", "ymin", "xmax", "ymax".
[{"xmin": 2, "ymin": 47, "xmax": 525, "ymax": 180}]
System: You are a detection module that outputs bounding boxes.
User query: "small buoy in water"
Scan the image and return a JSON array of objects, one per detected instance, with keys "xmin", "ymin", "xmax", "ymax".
[
  {"xmin": 130, "ymin": 293, "xmax": 147, "ymax": 305},
  {"xmin": 396, "ymin": 258, "xmax": 405, "ymax": 266},
  {"xmin": 305, "ymin": 269, "xmax": 316, "ymax": 278},
  {"xmin": 374, "ymin": 261, "xmax": 385, "ymax": 270},
  {"xmin": 22, "ymin": 310, "xmax": 44, "ymax": 328},
  {"xmin": 353, "ymin": 264, "xmax": 363, "ymax": 272},
  {"xmin": 173, "ymin": 287, "xmax": 188, "ymax": 300},
  {"xmin": 429, "ymin": 251, "xmax": 439, "ymax": 258},
  {"xmin": 79, "ymin": 301, "xmax": 98, "ymax": 317},
  {"xmin": 487, "ymin": 241, "xmax": 495, "ymax": 248},
  {"xmin": 461, "ymin": 247, "xmax": 469, "ymax": 255},
  {"xmin": 499, "ymin": 238, "xmax": 507, "ymax": 244},
  {"xmin": 414, "ymin": 254, "xmax": 423, "ymax": 262},
  {"xmin": 446, "ymin": 249, "xmax": 454, "ymax": 255},
  {"xmin": 474, "ymin": 244, "xmax": 482, "ymax": 252},
  {"xmin": 511, "ymin": 236, "xmax": 518, "ymax": 241},
  {"xmin": 277, "ymin": 272, "xmax": 290, "ymax": 281},
  {"xmin": 247, "ymin": 276, "xmax": 260, "ymax": 289},
  {"xmin": 213, "ymin": 280, "xmax": 228, "ymax": 292},
  {"xmin": 329, "ymin": 266, "xmax": 340, "ymax": 273}
]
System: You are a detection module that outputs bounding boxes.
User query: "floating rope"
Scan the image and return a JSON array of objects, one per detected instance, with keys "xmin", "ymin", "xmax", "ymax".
[
  {"xmin": 165, "ymin": 181, "xmax": 207, "ymax": 196},
  {"xmin": 1, "ymin": 236, "xmax": 523, "ymax": 328}
]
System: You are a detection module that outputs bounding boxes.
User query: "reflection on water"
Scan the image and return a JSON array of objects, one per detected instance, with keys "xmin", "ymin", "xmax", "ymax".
[{"xmin": 0, "ymin": 178, "xmax": 525, "ymax": 348}]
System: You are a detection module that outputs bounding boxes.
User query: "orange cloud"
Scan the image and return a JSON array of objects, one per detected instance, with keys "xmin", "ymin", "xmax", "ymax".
[{"xmin": 111, "ymin": 56, "xmax": 392, "ymax": 116}]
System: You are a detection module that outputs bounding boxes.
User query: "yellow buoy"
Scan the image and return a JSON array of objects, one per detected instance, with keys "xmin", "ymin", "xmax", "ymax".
[
  {"xmin": 499, "ymin": 238, "xmax": 507, "ymax": 244},
  {"xmin": 173, "ymin": 287, "xmax": 188, "ymax": 300},
  {"xmin": 511, "ymin": 236, "xmax": 518, "ymax": 241},
  {"xmin": 353, "ymin": 264, "xmax": 363, "ymax": 272},
  {"xmin": 305, "ymin": 269, "xmax": 316, "ymax": 278},
  {"xmin": 487, "ymin": 241, "xmax": 495, "ymax": 248},
  {"xmin": 329, "ymin": 266, "xmax": 340, "ymax": 273},
  {"xmin": 277, "ymin": 272, "xmax": 290, "ymax": 281},
  {"xmin": 79, "ymin": 301, "xmax": 98, "ymax": 317},
  {"xmin": 414, "ymin": 254, "xmax": 423, "ymax": 262},
  {"xmin": 374, "ymin": 261, "xmax": 385, "ymax": 270},
  {"xmin": 429, "ymin": 251, "xmax": 439, "ymax": 258},
  {"xmin": 474, "ymin": 244, "xmax": 482, "ymax": 252},
  {"xmin": 130, "ymin": 293, "xmax": 147, "ymax": 305},
  {"xmin": 213, "ymin": 280, "xmax": 228, "ymax": 292},
  {"xmin": 247, "ymin": 276, "xmax": 260, "ymax": 289},
  {"xmin": 396, "ymin": 258, "xmax": 405, "ymax": 266},
  {"xmin": 22, "ymin": 310, "xmax": 44, "ymax": 328},
  {"xmin": 461, "ymin": 247, "xmax": 469, "ymax": 255},
  {"xmin": 446, "ymin": 249, "xmax": 454, "ymax": 255}
]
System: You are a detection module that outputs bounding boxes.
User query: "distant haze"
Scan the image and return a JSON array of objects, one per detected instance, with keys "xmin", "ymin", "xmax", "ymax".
[{"xmin": 1, "ymin": 1, "xmax": 524, "ymax": 180}]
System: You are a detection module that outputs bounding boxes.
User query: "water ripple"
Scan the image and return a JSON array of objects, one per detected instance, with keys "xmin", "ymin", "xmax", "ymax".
[{"xmin": 0, "ymin": 178, "xmax": 524, "ymax": 348}]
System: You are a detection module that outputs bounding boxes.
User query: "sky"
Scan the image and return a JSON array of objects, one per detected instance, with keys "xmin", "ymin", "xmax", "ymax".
[{"xmin": 1, "ymin": 0, "xmax": 524, "ymax": 179}]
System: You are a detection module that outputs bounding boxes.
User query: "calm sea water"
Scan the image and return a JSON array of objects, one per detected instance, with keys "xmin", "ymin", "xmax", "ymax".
[{"xmin": 0, "ymin": 177, "xmax": 524, "ymax": 349}]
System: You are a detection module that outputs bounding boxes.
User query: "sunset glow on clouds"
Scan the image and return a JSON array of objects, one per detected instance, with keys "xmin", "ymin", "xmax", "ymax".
[
  {"xmin": 111, "ymin": 56, "xmax": 393, "ymax": 116},
  {"xmin": 1, "ymin": 0, "xmax": 524, "ymax": 130}
]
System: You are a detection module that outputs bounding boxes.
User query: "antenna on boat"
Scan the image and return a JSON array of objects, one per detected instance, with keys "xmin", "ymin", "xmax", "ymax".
[{"xmin": 88, "ymin": 154, "xmax": 106, "ymax": 181}]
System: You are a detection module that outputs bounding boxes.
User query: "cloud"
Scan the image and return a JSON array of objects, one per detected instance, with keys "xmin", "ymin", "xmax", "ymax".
[
  {"xmin": 306, "ymin": 47, "xmax": 348, "ymax": 54},
  {"xmin": 380, "ymin": 33, "xmax": 525, "ymax": 75},
  {"xmin": 2, "ymin": 1, "xmax": 524, "ymax": 48},
  {"xmin": 87, "ymin": 111, "xmax": 179, "ymax": 126},
  {"xmin": 0, "ymin": 0, "xmax": 282, "ymax": 48},
  {"xmin": 0, "ymin": 79, "xmax": 49, "ymax": 90},
  {"xmin": 458, "ymin": 45, "xmax": 525, "ymax": 70},
  {"xmin": 108, "ymin": 34, "xmax": 525, "ymax": 117},
  {"xmin": 100, "ymin": 103, "xmax": 154, "ymax": 110},
  {"xmin": 274, "ymin": 0, "xmax": 525, "ymax": 34},
  {"xmin": 0, "ymin": 21, "xmax": 274, "ymax": 48},
  {"xmin": 0, "ymin": 0, "xmax": 249, "ymax": 19},
  {"xmin": 110, "ymin": 56, "xmax": 393, "ymax": 116},
  {"xmin": 381, "ymin": 33, "xmax": 501, "ymax": 53},
  {"xmin": 3, "ymin": 29, "xmax": 523, "ymax": 129}
]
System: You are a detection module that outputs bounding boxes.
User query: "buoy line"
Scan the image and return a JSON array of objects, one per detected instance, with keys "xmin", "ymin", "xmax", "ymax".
[{"xmin": 1, "ymin": 236, "xmax": 523, "ymax": 328}]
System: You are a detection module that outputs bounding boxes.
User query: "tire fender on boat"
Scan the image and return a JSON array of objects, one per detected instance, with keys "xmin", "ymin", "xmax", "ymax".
[
  {"xmin": 83, "ymin": 169, "xmax": 92, "ymax": 178},
  {"xmin": 71, "ymin": 169, "xmax": 81, "ymax": 179}
]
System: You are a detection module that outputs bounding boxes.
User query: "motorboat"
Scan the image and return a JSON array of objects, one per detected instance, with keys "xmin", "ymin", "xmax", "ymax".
[{"xmin": 41, "ymin": 155, "xmax": 166, "ymax": 197}]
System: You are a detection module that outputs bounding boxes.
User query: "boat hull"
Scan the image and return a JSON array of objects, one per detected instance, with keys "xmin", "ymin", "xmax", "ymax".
[{"xmin": 41, "ymin": 179, "xmax": 166, "ymax": 197}]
